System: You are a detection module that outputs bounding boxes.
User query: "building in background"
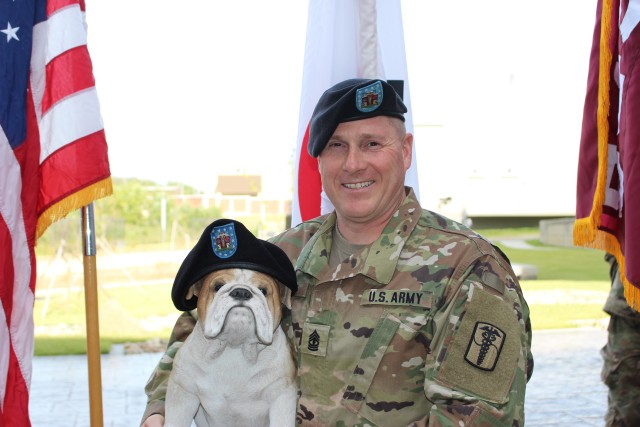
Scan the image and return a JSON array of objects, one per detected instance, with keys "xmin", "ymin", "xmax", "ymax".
[{"xmin": 172, "ymin": 175, "xmax": 291, "ymax": 238}]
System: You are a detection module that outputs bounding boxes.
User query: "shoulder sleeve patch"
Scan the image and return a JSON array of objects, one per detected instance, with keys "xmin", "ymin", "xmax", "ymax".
[
  {"xmin": 464, "ymin": 321, "xmax": 506, "ymax": 370},
  {"xmin": 436, "ymin": 286, "xmax": 520, "ymax": 404}
]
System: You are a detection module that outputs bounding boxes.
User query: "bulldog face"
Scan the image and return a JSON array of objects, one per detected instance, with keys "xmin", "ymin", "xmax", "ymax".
[{"xmin": 190, "ymin": 269, "xmax": 284, "ymax": 345}]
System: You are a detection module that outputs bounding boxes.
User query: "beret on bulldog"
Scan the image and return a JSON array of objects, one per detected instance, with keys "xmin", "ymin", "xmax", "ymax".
[
  {"xmin": 171, "ymin": 219, "xmax": 297, "ymax": 311},
  {"xmin": 308, "ymin": 78, "xmax": 407, "ymax": 157}
]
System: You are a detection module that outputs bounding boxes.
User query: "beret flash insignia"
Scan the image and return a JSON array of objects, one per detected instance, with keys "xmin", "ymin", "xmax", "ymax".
[
  {"xmin": 356, "ymin": 80, "xmax": 383, "ymax": 113},
  {"xmin": 210, "ymin": 223, "xmax": 237, "ymax": 259}
]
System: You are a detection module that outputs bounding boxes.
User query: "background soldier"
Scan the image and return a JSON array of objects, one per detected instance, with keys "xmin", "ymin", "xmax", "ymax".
[{"xmin": 602, "ymin": 254, "xmax": 640, "ymax": 427}]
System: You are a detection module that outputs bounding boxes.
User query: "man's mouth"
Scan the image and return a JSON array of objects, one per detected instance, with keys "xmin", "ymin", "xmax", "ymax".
[{"xmin": 343, "ymin": 181, "xmax": 373, "ymax": 189}]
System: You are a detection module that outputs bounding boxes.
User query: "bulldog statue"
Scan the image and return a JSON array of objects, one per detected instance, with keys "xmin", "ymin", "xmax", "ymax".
[{"xmin": 165, "ymin": 219, "xmax": 298, "ymax": 427}]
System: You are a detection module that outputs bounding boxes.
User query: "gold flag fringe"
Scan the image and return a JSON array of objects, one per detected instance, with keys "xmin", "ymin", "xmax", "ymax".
[
  {"xmin": 573, "ymin": 0, "xmax": 640, "ymax": 310},
  {"xmin": 36, "ymin": 177, "xmax": 113, "ymax": 241},
  {"xmin": 574, "ymin": 222, "xmax": 639, "ymax": 310}
]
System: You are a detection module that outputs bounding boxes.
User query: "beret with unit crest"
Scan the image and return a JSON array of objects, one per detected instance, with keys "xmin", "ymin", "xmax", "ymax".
[
  {"xmin": 308, "ymin": 78, "xmax": 407, "ymax": 157},
  {"xmin": 171, "ymin": 219, "xmax": 297, "ymax": 311}
]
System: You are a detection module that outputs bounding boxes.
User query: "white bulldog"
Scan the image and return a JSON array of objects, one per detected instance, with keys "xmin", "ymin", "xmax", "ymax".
[{"xmin": 165, "ymin": 268, "xmax": 297, "ymax": 427}]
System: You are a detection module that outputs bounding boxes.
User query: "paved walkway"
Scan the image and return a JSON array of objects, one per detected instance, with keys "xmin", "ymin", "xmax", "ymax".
[{"xmin": 29, "ymin": 328, "xmax": 608, "ymax": 426}]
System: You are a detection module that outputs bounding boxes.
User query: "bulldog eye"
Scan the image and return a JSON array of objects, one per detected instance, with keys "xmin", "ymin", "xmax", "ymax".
[
  {"xmin": 259, "ymin": 287, "xmax": 268, "ymax": 296},
  {"xmin": 214, "ymin": 283, "xmax": 224, "ymax": 292}
]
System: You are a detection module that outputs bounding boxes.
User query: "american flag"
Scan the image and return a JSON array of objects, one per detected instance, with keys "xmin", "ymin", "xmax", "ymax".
[
  {"xmin": 291, "ymin": 0, "xmax": 420, "ymax": 226},
  {"xmin": 0, "ymin": 0, "xmax": 111, "ymax": 423}
]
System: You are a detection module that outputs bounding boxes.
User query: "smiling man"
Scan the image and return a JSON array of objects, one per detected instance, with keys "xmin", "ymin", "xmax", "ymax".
[
  {"xmin": 142, "ymin": 79, "xmax": 534, "ymax": 427},
  {"xmin": 318, "ymin": 114, "xmax": 411, "ymax": 245}
]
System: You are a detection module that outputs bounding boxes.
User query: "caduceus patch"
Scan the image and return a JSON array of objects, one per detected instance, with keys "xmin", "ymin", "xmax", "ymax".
[{"xmin": 464, "ymin": 321, "xmax": 506, "ymax": 371}]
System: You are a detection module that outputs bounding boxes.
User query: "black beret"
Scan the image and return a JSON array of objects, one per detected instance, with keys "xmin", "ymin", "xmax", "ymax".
[
  {"xmin": 308, "ymin": 79, "xmax": 407, "ymax": 157},
  {"xmin": 171, "ymin": 219, "xmax": 297, "ymax": 311}
]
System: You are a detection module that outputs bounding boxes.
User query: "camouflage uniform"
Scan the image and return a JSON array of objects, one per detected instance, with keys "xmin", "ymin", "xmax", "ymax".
[
  {"xmin": 601, "ymin": 254, "xmax": 640, "ymax": 427},
  {"xmin": 142, "ymin": 188, "xmax": 534, "ymax": 426}
]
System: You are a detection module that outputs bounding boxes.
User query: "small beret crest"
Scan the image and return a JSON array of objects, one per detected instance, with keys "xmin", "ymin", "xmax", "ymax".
[
  {"xmin": 211, "ymin": 223, "xmax": 237, "ymax": 259},
  {"xmin": 356, "ymin": 80, "xmax": 383, "ymax": 113}
]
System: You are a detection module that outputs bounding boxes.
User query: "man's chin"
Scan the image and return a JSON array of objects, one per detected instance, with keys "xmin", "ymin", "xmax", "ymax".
[{"xmin": 335, "ymin": 205, "xmax": 377, "ymax": 223}]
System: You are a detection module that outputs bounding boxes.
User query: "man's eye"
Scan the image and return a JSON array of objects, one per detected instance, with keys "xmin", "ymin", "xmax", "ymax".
[{"xmin": 367, "ymin": 141, "xmax": 380, "ymax": 147}]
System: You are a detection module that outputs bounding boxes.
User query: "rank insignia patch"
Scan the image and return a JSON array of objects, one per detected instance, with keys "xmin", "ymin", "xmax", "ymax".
[
  {"xmin": 210, "ymin": 223, "xmax": 237, "ymax": 259},
  {"xmin": 464, "ymin": 321, "xmax": 506, "ymax": 371},
  {"xmin": 307, "ymin": 330, "xmax": 320, "ymax": 352},
  {"xmin": 356, "ymin": 80, "xmax": 383, "ymax": 113},
  {"xmin": 301, "ymin": 323, "xmax": 330, "ymax": 357}
]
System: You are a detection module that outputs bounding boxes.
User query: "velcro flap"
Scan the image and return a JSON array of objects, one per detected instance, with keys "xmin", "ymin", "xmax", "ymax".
[{"xmin": 436, "ymin": 287, "xmax": 519, "ymax": 403}]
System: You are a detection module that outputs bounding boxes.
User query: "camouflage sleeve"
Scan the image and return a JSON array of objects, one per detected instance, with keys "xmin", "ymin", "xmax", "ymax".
[
  {"xmin": 140, "ymin": 311, "xmax": 197, "ymax": 425},
  {"xmin": 601, "ymin": 262, "xmax": 640, "ymax": 426},
  {"xmin": 603, "ymin": 254, "xmax": 640, "ymax": 318},
  {"xmin": 423, "ymin": 253, "xmax": 533, "ymax": 426}
]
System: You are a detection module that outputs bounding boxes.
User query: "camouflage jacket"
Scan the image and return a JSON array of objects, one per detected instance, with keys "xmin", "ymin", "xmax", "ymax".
[
  {"xmin": 142, "ymin": 188, "xmax": 534, "ymax": 426},
  {"xmin": 604, "ymin": 253, "xmax": 640, "ymax": 319}
]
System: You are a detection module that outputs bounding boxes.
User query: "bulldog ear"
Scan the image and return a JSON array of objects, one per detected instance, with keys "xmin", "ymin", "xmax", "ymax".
[
  {"xmin": 187, "ymin": 279, "xmax": 204, "ymax": 300},
  {"xmin": 279, "ymin": 283, "xmax": 292, "ymax": 310}
]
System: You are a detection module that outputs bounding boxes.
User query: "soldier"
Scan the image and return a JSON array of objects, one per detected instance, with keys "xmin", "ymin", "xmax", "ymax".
[
  {"xmin": 141, "ymin": 78, "xmax": 534, "ymax": 426},
  {"xmin": 601, "ymin": 254, "xmax": 640, "ymax": 427}
]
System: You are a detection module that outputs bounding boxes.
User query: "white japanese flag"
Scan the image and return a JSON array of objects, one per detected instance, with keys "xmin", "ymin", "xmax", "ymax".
[{"xmin": 291, "ymin": 0, "xmax": 419, "ymax": 226}]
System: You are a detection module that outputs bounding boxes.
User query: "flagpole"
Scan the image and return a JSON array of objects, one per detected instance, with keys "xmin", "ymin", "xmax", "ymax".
[{"xmin": 82, "ymin": 203, "xmax": 104, "ymax": 427}]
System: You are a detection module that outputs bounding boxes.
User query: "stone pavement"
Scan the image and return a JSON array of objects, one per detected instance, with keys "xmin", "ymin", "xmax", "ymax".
[
  {"xmin": 524, "ymin": 328, "xmax": 608, "ymax": 426},
  {"xmin": 29, "ymin": 328, "xmax": 608, "ymax": 426}
]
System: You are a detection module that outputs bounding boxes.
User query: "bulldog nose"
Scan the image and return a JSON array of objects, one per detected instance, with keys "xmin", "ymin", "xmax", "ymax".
[{"xmin": 230, "ymin": 288, "xmax": 252, "ymax": 300}]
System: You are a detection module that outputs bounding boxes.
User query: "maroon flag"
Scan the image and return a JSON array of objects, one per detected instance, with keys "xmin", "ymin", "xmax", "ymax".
[
  {"xmin": 0, "ymin": 0, "xmax": 112, "ymax": 423},
  {"xmin": 574, "ymin": 0, "xmax": 640, "ymax": 310}
]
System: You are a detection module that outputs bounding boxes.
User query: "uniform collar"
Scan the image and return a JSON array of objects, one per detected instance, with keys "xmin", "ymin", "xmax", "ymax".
[{"xmin": 297, "ymin": 187, "xmax": 421, "ymax": 285}]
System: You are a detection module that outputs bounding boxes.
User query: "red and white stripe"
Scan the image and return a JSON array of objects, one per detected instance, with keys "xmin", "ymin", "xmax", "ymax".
[
  {"xmin": 291, "ymin": 0, "xmax": 420, "ymax": 226},
  {"xmin": 0, "ymin": 1, "xmax": 110, "ymax": 423},
  {"xmin": 0, "ymin": 123, "xmax": 35, "ymax": 425}
]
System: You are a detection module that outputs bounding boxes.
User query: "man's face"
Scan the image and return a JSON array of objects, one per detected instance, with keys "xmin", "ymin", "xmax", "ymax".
[{"xmin": 318, "ymin": 115, "xmax": 412, "ymax": 228}]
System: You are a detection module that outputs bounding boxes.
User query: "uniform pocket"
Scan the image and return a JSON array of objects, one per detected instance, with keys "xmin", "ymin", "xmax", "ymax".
[
  {"xmin": 342, "ymin": 313, "xmax": 431, "ymax": 426},
  {"xmin": 341, "ymin": 315, "xmax": 400, "ymax": 412}
]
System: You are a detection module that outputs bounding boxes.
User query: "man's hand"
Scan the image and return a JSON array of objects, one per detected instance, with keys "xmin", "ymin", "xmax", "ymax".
[{"xmin": 141, "ymin": 414, "xmax": 164, "ymax": 427}]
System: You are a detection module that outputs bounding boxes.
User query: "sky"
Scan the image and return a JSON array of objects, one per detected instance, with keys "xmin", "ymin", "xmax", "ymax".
[{"xmin": 85, "ymin": 0, "xmax": 597, "ymax": 216}]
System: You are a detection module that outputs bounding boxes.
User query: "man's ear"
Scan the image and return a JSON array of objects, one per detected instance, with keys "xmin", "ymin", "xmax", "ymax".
[{"xmin": 403, "ymin": 132, "xmax": 413, "ymax": 171}]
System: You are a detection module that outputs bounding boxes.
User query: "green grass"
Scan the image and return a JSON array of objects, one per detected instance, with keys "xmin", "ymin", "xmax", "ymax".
[
  {"xmin": 528, "ymin": 302, "xmax": 607, "ymax": 330},
  {"xmin": 520, "ymin": 280, "xmax": 609, "ymax": 329},
  {"xmin": 33, "ymin": 229, "xmax": 614, "ymax": 355},
  {"xmin": 495, "ymin": 242, "xmax": 609, "ymax": 281},
  {"xmin": 34, "ymin": 281, "xmax": 179, "ymax": 356},
  {"xmin": 486, "ymin": 230, "xmax": 611, "ymax": 330},
  {"xmin": 35, "ymin": 336, "xmax": 131, "ymax": 356},
  {"xmin": 477, "ymin": 227, "xmax": 539, "ymax": 238}
]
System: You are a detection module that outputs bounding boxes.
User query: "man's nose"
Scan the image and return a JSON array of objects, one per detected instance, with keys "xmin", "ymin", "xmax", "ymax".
[
  {"xmin": 230, "ymin": 288, "xmax": 252, "ymax": 300},
  {"xmin": 344, "ymin": 147, "xmax": 365, "ymax": 171}
]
